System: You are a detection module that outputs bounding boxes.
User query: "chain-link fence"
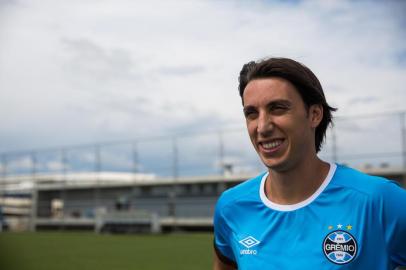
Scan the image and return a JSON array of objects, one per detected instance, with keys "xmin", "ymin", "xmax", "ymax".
[{"xmin": 1, "ymin": 111, "xmax": 405, "ymax": 179}]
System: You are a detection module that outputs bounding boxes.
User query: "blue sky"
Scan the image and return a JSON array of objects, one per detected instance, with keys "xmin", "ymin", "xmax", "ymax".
[{"xmin": 0, "ymin": 0, "xmax": 405, "ymax": 176}]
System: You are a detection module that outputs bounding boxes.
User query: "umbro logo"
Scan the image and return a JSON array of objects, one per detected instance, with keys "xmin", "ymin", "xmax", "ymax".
[{"xmin": 239, "ymin": 236, "xmax": 260, "ymax": 249}]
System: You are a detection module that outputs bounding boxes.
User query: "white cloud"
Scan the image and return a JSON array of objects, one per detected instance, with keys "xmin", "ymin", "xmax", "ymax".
[{"xmin": 0, "ymin": 0, "xmax": 405, "ymax": 172}]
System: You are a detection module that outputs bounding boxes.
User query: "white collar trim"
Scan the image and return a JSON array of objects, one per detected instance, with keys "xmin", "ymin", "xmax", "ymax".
[{"xmin": 259, "ymin": 162, "xmax": 337, "ymax": 211}]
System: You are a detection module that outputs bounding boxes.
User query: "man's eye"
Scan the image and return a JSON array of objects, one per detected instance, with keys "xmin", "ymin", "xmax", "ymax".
[
  {"xmin": 272, "ymin": 106, "xmax": 286, "ymax": 110},
  {"xmin": 270, "ymin": 105, "xmax": 289, "ymax": 113},
  {"xmin": 244, "ymin": 110, "xmax": 257, "ymax": 118}
]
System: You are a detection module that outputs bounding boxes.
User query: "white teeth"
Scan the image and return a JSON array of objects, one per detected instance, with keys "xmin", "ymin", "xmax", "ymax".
[{"xmin": 262, "ymin": 140, "xmax": 282, "ymax": 149}]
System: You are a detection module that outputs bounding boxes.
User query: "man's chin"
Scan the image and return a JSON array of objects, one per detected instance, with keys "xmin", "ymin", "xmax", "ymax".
[{"xmin": 262, "ymin": 158, "xmax": 290, "ymax": 172}]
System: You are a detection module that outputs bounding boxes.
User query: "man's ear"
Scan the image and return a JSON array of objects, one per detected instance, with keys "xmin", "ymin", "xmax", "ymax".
[{"xmin": 309, "ymin": 104, "xmax": 323, "ymax": 128}]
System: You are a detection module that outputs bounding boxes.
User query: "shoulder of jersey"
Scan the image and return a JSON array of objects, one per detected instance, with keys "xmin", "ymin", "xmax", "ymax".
[
  {"xmin": 333, "ymin": 164, "xmax": 399, "ymax": 196},
  {"xmin": 216, "ymin": 173, "xmax": 265, "ymax": 208}
]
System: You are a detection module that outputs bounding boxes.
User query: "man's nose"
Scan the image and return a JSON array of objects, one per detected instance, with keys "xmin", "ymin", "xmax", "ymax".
[{"xmin": 257, "ymin": 113, "xmax": 274, "ymax": 136}]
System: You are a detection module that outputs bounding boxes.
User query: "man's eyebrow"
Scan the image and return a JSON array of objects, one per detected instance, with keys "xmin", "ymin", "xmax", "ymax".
[
  {"xmin": 266, "ymin": 99, "xmax": 291, "ymax": 107},
  {"xmin": 243, "ymin": 105, "xmax": 256, "ymax": 111},
  {"xmin": 243, "ymin": 99, "xmax": 291, "ymax": 111}
]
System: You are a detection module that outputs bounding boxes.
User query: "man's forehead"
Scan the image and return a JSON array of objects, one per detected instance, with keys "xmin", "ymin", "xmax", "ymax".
[{"xmin": 242, "ymin": 78, "xmax": 299, "ymax": 105}]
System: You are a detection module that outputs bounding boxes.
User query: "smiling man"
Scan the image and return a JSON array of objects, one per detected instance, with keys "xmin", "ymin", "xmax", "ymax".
[{"xmin": 213, "ymin": 57, "xmax": 406, "ymax": 269}]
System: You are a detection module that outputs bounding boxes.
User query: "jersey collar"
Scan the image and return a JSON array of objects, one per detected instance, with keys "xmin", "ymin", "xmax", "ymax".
[{"xmin": 259, "ymin": 162, "xmax": 337, "ymax": 211}]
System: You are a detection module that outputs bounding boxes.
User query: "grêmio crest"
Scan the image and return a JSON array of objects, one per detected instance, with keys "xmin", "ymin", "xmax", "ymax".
[{"xmin": 323, "ymin": 230, "xmax": 357, "ymax": 264}]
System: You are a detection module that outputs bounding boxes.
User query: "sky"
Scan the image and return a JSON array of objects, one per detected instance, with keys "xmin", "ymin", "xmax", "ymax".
[{"xmin": 0, "ymin": 0, "xmax": 405, "ymax": 176}]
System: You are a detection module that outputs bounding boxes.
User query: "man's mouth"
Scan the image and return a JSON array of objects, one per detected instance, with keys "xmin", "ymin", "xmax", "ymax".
[{"xmin": 260, "ymin": 139, "xmax": 284, "ymax": 150}]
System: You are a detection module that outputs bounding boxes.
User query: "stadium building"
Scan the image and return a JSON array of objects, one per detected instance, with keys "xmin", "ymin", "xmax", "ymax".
[{"xmin": 1, "ymin": 166, "xmax": 405, "ymax": 233}]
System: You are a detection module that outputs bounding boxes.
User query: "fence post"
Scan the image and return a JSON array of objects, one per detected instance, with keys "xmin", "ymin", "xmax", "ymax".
[
  {"xmin": 61, "ymin": 148, "xmax": 67, "ymax": 221},
  {"xmin": 169, "ymin": 138, "xmax": 178, "ymax": 227},
  {"xmin": 94, "ymin": 145, "xmax": 101, "ymax": 213},
  {"xmin": 1, "ymin": 154, "xmax": 7, "ymax": 179},
  {"xmin": 219, "ymin": 131, "xmax": 224, "ymax": 175},
  {"xmin": 30, "ymin": 151, "xmax": 38, "ymax": 232},
  {"xmin": 131, "ymin": 142, "xmax": 139, "ymax": 212},
  {"xmin": 331, "ymin": 125, "xmax": 338, "ymax": 163},
  {"xmin": 172, "ymin": 137, "xmax": 178, "ymax": 180},
  {"xmin": 400, "ymin": 112, "xmax": 406, "ymax": 186},
  {"xmin": 132, "ymin": 142, "xmax": 139, "ymax": 175},
  {"xmin": 0, "ymin": 154, "xmax": 7, "ymax": 231}
]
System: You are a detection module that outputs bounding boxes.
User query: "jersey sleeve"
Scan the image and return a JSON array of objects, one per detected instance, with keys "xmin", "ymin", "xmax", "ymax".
[
  {"xmin": 213, "ymin": 194, "xmax": 237, "ymax": 267},
  {"xmin": 379, "ymin": 180, "xmax": 406, "ymax": 266}
]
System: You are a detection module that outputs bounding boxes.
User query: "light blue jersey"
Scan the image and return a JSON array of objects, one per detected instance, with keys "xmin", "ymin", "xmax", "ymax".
[{"xmin": 214, "ymin": 163, "xmax": 406, "ymax": 269}]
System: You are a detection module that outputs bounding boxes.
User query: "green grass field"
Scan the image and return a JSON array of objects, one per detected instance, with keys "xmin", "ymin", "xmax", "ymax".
[{"xmin": 0, "ymin": 232, "xmax": 214, "ymax": 270}]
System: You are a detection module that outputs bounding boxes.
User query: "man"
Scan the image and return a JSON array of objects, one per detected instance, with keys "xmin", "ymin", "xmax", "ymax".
[{"xmin": 213, "ymin": 57, "xmax": 406, "ymax": 269}]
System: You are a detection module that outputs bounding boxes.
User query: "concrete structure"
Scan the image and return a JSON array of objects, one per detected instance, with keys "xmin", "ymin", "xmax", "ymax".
[
  {"xmin": 34, "ymin": 172, "xmax": 248, "ymax": 232},
  {"xmin": 0, "ymin": 166, "xmax": 405, "ymax": 232}
]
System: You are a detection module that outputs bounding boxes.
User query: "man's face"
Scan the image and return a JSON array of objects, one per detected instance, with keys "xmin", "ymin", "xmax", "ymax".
[{"xmin": 242, "ymin": 77, "xmax": 322, "ymax": 172}]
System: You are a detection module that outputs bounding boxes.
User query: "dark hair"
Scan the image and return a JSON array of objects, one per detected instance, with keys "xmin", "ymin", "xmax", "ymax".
[{"xmin": 238, "ymin": 57, "xmax": 337, "ymax": 153}]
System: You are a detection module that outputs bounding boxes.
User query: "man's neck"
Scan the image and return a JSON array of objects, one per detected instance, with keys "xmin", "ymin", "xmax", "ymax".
[{"xmin": 265, "ymin": 158, "xmax": 330, "ymax": 205}]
